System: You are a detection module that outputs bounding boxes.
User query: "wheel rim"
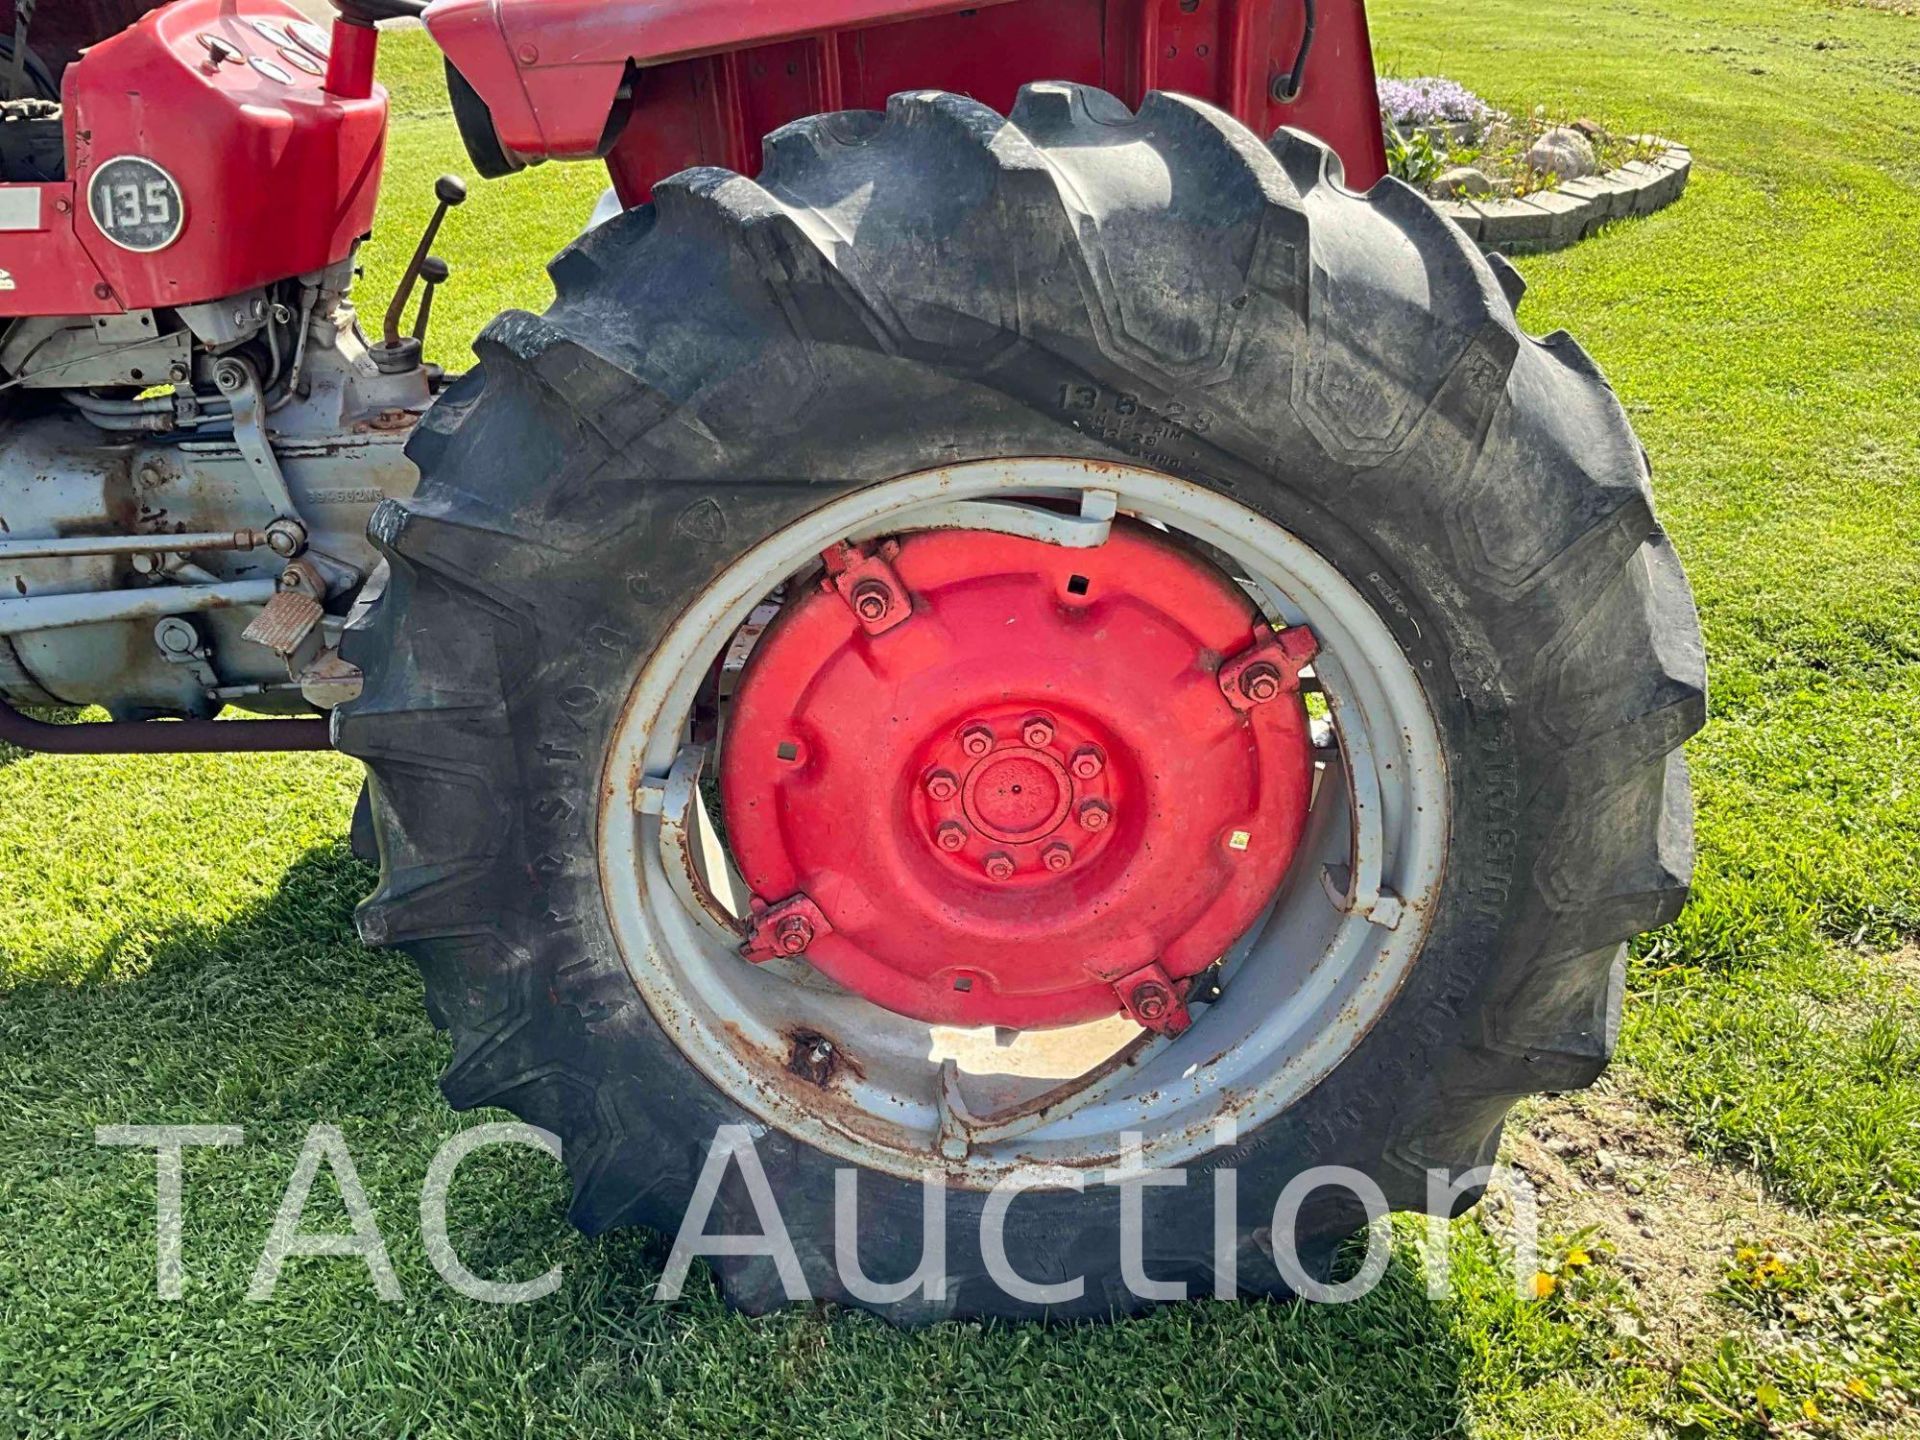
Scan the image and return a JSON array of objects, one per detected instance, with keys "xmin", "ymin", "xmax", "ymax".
[{"xmin": 599, "ymin": 459, "xmax": 1448, "ymax": 1184}]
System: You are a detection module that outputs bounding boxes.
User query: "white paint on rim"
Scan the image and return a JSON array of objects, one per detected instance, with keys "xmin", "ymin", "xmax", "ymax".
[{"xmin": 597, "ymin": 459, "xmax": 1448, "ymax": 1185}]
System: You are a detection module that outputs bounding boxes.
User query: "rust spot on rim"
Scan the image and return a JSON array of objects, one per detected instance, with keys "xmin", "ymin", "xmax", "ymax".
[{"xmin": 783, "ymin": 1028, "xmax": 864, "ymax": 1089}]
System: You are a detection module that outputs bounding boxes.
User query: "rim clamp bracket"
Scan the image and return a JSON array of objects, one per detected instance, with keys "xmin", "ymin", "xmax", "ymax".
[
  {"xmin": 741, "ymin": 892, "xmax": 834, "ymax": 964},
  {"xmin": 821, "ymin": 539, "xmax": 914, "ymax": 636},
  {"xmin": 1218, "ymin": 624, "xmax": 1319, "ymax": 712}
]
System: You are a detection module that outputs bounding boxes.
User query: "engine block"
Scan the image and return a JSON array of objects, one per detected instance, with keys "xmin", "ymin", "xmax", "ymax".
[{"xmin": 0, "ymin": 261, "xmax": 424, "ymax": 720}]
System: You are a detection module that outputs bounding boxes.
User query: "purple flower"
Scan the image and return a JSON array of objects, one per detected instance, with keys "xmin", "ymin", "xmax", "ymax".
[{"xmin": 1378, "ymin": 77, "xmax": 1492, "ymax": 128}]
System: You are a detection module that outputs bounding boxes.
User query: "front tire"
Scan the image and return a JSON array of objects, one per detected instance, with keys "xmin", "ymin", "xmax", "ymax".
[{"xmin": 338, "ymin": 84, "xmax": 1704, "ymax": 1322}]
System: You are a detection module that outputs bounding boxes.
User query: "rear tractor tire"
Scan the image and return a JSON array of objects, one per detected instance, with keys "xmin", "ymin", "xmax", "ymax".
[{"xmin": 338, "ymin": 84, "xmax": 1704, "ymax": 1323}]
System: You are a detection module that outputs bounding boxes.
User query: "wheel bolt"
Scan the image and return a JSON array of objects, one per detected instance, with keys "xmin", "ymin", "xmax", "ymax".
[
  {"xmin": 983, "ymin": 852, "xmax": 1015, "ymax": 882},
  {"xmin": 1240, "ymin": 663, "xmax": 1283, "ymax": 705},
  {"xmin": 925, "ymin": 769, "xmax": 959, "ymax": 802},
  {"xmin": 774, "ymin": 916, "xmax": 815, "ymax": 955},
  {"xmin": 1131, "ymin": 981, "xmax": 1172, "ymax": 1021},
  {"xmin": 1078, "ymin": 799, "xmax": 1112, "ymax": 832},
  {"xmin": 960, "ymin": 724, "xmax": 995, "ymax": 758},
  {"xmin": 936, "ymin": 821, "xmax": 969, "ymax": 853},
  {"xmin": 1022, "ymin": 714, "xmax": 1055, "ymax": 748},
  {"xmin": 852, "ymin": 580, "xmax": 892, "ymax": 623},
  {"xmin": 1043, "ymin": 842, "xmax": 1073, "ymax": 873},
  {"xmin": 1070, "ymin": 745, "xmax": 1105, "ymax": 780}
]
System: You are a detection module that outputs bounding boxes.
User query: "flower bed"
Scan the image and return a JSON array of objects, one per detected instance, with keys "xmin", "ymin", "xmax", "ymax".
[{"xmin": 1380, "ymin": 77, "xmax": 1692, "ymax": 253}]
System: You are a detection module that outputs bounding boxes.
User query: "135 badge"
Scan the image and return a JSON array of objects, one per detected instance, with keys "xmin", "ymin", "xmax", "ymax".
[{"xmin": 88, "ymin": 156, "xmax": 185, "ymax": 254}]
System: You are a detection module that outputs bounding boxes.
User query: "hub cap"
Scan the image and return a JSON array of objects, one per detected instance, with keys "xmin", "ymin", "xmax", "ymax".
[{"xmin": 722, "ymin": 523, "xmax": 1317, "ymax": 1032}]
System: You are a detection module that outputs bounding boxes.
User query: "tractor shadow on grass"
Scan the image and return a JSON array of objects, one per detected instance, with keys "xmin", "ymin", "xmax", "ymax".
[{"xmin": 3, "ymin": 842, "xmax": 1481, "ymax": 1438}]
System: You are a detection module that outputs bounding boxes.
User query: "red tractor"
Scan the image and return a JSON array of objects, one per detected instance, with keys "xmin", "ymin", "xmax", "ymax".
[{"xmin": 0, "ymin": 0, "xmax": 1703, "ymax": 1321}]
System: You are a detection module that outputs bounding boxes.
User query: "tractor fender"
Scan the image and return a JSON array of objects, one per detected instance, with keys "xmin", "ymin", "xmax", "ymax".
[{"xmin": 425, "ymin": 0, "xmax": 1009, "ymax": 158}]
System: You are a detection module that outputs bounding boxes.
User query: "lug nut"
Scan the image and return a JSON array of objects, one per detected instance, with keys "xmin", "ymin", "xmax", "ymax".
[
  {"xmin": 936, "ymin": 821, "xmax": 969, "ymax": 853},
  {"xmin": 1131, "ymin": 981, "xmax": 1172, "ymax": 1021},
  {"xmin": 851, "ymin": 579, "xmax": 893, "ymax": 623},
  {"xmin": 925, "ymin": 769, "xmax": 960, "ymax": 802},
  {"xmin": 774, "ymin": 915, "xmax": 815, "ymax": 955},
  {"xmin": 1078, "ymin": 799, "xmax": 1112, "ymax": 832},
  {"xmin": 983, "ymin": 852, "xmax": 1016, "ymax": 882},
  {"xmin": 960, "ymin": 724, "xmax": 995, "ymax": 758},
  {"xmin": 1240, "ymin": 662, "xmax": 1284, "ymax": 705},
  {"xmin": 1022, "ymin": 715, "xmax": 1056, "ymax": 748},
  {"xmin": 1043, "ymin": 842, "xmax": 1074, "ymax": 873},
  {"xmin": 1070, "ymin": 745, "xmax": 1105, "ymax": 780}
]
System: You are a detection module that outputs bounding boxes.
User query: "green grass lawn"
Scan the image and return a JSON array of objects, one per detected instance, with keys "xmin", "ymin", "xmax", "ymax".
[{"xmin": 5, "ymin": 0, "xmax": 1920, "ymax": 1434}]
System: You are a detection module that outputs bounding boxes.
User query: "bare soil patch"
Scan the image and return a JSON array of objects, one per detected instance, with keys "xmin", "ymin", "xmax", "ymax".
[{"xmin": 1492, "ymin": 1086, "xmax": 1819, "ymax": 1356}]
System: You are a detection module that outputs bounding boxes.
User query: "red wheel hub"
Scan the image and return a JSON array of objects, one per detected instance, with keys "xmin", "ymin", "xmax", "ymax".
[{"xmin": 721, "ymin": 520, "xmax": 1317, "ymax": 1033}]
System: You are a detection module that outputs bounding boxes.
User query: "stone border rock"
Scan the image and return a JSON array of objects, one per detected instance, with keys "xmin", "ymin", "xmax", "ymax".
[{"xmin": 1435, "ymin": 139, "xmax": 1692, "ymax": 256}]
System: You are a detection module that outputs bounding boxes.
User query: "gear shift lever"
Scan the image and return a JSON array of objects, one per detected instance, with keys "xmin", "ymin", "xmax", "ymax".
[{"xmin": 371, "ymin": 174, "xmax": 467, "ymax": 374}]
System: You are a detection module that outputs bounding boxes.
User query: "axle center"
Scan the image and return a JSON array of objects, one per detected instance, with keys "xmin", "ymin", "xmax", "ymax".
[{"xmin": 963, "ymin": 747, "xmax": 1072, "ymax": 843}]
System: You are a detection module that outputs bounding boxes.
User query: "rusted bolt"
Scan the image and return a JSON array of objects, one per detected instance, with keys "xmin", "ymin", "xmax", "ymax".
[
  {"xmin": 1070, "ymin": 745, "xmax": 1105, "ymax": 780},
  {"xmin": 925, "ymin": 768, "xmax": 960, "ymax": 801},
  {"xmin": 851, "ymin": 579, "xmax": 893, "ymax": 623},
  {"xmin": 1240, "ymin": 663, "xmax": 1284, "ymax": 704},
  {"xmin": 960, "ymin": 724, "xmax": 995, "ymax": 758},
  {"xmin": 1043, "ymin": 842, "xmax": 1074, "ymax": 873},
  {"xmin": 774, "ymin": 915, "xmax": 815, "ymax": 955},
  {"xmin": 983, "ymin": 852, "xmax": 1016, "ymax": 882},
  {"xmin": 936, "ymin": 821, "xmax": 969, "ymax": 853},
  {"xmin": 1022, "ymin": 714, "xmax": 1056, "ymax": 748},
  {"xmin": 1132, "ymin": 981, "xmax": 1172, "ymax": 1021},
  {"xmin": 1078, "ymin": 799, "xmax": 1112, "ymax": 832}
]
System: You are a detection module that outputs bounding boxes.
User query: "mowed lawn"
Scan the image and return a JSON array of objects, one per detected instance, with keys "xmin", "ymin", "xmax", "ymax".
[{"xmin": 5, "ymin": 0, "xmax": 1920, "ymax": 1434}]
